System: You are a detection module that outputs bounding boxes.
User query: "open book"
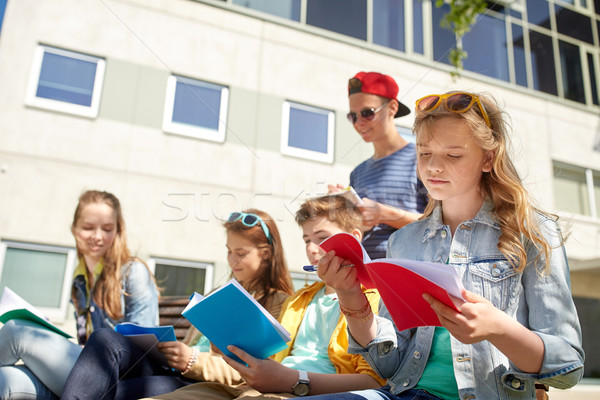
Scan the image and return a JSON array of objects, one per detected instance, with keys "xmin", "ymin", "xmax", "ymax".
[
  {"xmin": 115, "ymin": 322, "xmax": 176, "ymax": 365},
  {"xmin": 332, "ymin": 186, "xmax": 363, "ymax": 206},
  {"xmin": 182, "ymin": 279, "xmax": 291, "ymax": 364},
  {"xmin": 319, "ymin": 232, "xmax": 465, "ymax": 331},
  {"xmin": 0, "ymin": 287, "xmax": 72, "ymax": 338}
]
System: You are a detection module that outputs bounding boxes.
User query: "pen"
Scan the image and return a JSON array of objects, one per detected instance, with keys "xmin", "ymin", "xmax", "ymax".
[{"xmin": 303, "ymin": 264, "xmax": 354, "ymax": 272}]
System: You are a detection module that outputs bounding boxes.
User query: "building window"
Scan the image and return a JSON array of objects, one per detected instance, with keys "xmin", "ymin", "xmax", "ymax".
[
  {"xmin": 162, "ymin": 76, "xmax": 229, "ymax": 143},
  {"xmin": 306, "ymin": 0, "xmax": 367, "ymax": 40},
  {"xmin": 463, "ymin": 13, "xmax": 509, "ymax": 82},
  {"xmin": 373, "ymin": 0, "xmax": 405, "ymax": 51},
  {"xmin": 553, "ymin": 161, "xmax": 600, "ymax": 218},
  {"xmin": 149, "ymin": 257, "xmax": 214, "ymax": 297},
  {"xmin": 233, "ymin": 0, "xmax": 301, "ymax": 21},
  {"xmin": 25, "ymin": 45, "xmax": 106, "ymax": 118},
  {"xmin": 0, "ymin": 241, "xmax": 77, "ymax": 321},
  {"xmin": 559, "ymin": 40, "xmax": 585, "ymax": 103},
  {"xmin": 281, "ymin": 101, "xmax": 335, "ymax": 163}
]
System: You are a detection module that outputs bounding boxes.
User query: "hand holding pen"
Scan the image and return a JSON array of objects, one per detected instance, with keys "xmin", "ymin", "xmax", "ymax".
[{"xmin": 303, "ymin": 263, "xmax": 354, "ymax": 272}]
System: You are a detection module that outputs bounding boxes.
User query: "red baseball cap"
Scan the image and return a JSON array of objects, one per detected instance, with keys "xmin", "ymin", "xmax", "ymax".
[{"xmin": 348, "ymin": 71, "xmax": 410, "ymax": 118}]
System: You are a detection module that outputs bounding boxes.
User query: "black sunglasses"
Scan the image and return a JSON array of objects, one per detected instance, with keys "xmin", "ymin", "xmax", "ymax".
[{"xmin": 346, "ymin": 102, "xmax": 388, "ymax": 124}]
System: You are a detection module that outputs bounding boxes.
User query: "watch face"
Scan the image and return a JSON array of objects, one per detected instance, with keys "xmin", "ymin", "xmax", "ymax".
[{"xmin": 293, "ymin": 382, "xmax": 310, "ymax": 396}]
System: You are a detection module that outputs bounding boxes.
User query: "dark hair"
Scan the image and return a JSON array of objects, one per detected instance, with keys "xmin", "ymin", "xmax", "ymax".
[{"xmin": 223, "ymin": 209, "xmax": 294, "ymax": 305}]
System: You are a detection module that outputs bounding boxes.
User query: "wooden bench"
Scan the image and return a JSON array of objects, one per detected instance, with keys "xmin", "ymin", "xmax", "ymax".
[{"xmin": 158, "ymin": 296, "xmax": 191, "ymax": 341}]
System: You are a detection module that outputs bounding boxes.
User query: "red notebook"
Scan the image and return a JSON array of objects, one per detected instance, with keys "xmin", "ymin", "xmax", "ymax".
[{"xmin": 319, "ymin": 232, "xmax": 465, "ymax": 331}]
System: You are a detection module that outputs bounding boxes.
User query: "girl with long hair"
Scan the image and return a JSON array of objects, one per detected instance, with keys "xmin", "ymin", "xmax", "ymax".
[
  {"xmin": 61, "ymin": 208, "xmax": 294, "ymax": 400},
  {"xmin": 0, "ymin": 190, "xmax": 159, "ymax": 399},
  {"xmin": 310, "ymin": 91, "xmax": 584, "ymax": 399}
]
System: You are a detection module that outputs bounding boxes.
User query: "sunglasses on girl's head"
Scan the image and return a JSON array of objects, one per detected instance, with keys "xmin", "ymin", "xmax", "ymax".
[
  {"xmin": 227, "ymin": 212, "xmax": 272, "ymax": 244},
  {"xmin": 415, "ymin": 92, "xmax": 491, "ymax": 128},
  {"xmin": 346, "ymin": 102, "xmax": 388, "ymax": 124}
]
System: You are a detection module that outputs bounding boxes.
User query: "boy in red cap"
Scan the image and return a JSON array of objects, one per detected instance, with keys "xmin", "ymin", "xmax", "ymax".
[{"xmin": 329, "ymin": 71, "xmax": 428, "ymax": 259}]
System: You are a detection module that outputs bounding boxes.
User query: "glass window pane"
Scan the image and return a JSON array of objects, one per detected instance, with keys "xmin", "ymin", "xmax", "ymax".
[
  {"xmin": 306, "ymin": 0, "xmax": 367, "ymax": 40},
  {"xmin": 588, "ymin": 53, "xmax": 599, "ymax": 106},
  {"xmin": 37, "ymin": 52, "xmax": 97, "ymax": 107},
  {"xmin": 463, "ymin": 13, "xmax": 509, "ymax": 81},
  {"xmin": 1, "ymin": 247, "xmax": 66, "ymax": 308},
  {"xmin": 373, "ymin": 0, "xmax": 405, "ymax": 51},
  {"xmin": 553, "ymin": 163, "xmax": 590, "ymax": 215},
  {"xmin": 559, "ymin": 40, "xmax": 585, "ymax": 103},
  {"xmin": 529, "ymin": 30, "xmax": 557, "ymax": 95},
  {"xmin": 155, "ymin": 263, "xmax": 207, "ymax": 297},
  {"xmin": 595, "ymin": 0, "xmax": 600, "ymax": 14},
  {"xmin": 554, "ymin": 5, "xmax": 593, "ymax": 44},
  {"xmin": 232, "ymin": 0, "xmax": 301, "ymax": 21},
  {"xmin": 288, "ymin": 107, "xmax": 329, "ymax": 154},
  {"xmin": 413, "ymin": 0, "xmax": 424, "ymax": 54},
  {"xmin": 431, "ymin": 3, "xmax": 454, "ymax": 66},
  {"xmin": 512, "ymin": 24, "xmax": 528, "ymax": 87},
  {"xmin": 172, "ymin": 78, "xmax": 221, "ymax": 131},
  {"xmin": 526, "ymin": 0, "xmax": 551, "ymax": 28}
]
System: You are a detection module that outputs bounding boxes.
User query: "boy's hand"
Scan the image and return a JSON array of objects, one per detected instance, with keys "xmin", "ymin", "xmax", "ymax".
[
  {"xmin": 327, "ymin": 183, "xmax": 345, "ymax": 194},
  {"xmin": 357, "ymin": 197, "xmax": 382, "ymax": 232},
  {"xmin": 423, "ymin": 289, "xmax": 505, "ymax": 344},
  {"xmin": 222, "ymin": 345, "xmax": 297, "ymax": 393},
  {"xmin": 157, "ymin": 341, "xmax": 193, "ymax": 371},
  {"xmin": 317, "ymin": 250, "xmax": 362, "ymax": 295}
]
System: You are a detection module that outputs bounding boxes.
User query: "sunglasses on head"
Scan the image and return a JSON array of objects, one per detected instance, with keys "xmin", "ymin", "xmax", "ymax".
[
  {"xmin": 415, "ymin": 92, "xmax": 491, "ymax": 128},
  {"xmin": 346, "ymin": 102, "xmax": 388, "ymax": 124},
  {"xmin": 227, "ymin": 212, "xmax": 272, "ymax": 244}
]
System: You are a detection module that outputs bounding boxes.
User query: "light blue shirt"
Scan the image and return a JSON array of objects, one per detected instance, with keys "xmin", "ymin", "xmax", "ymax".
[
  {"xmin": 348, "ymin": 201, "xmax": 584, "ymax": 399},
  {"xmin": 281, "ymin": 286, "xmax": 339, "ymax": 373}
]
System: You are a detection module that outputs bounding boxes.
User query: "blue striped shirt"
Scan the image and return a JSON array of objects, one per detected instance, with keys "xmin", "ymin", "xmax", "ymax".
[{"xmin": 350, "ymin": 143, "xmax": 428, "ymax": 259}]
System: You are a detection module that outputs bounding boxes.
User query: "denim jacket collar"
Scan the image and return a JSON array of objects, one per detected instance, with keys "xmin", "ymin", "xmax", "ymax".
[{"xmin": 422, "ymin": 200, "xmax": 500, "ymax": 243}]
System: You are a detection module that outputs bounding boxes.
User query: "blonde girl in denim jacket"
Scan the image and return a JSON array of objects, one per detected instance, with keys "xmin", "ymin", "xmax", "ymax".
[
  {"xmin": 0, "ymin": 190, "xmax": 159, "ymax": 399},
  {"xmin": 311, "ymin": 92, "xmax": 584, "ymax": 400}
]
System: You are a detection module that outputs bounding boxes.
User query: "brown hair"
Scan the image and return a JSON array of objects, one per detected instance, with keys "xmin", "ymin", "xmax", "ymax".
[
  {"xmin": 413, "ymin": 91, "xmax": 558, "ymax": 273},
  {"xmin": 223, "ymin": 209, "xmax": 294, "ymax": 305},
  {"xmin": 71, "ymin": 190, "xmax": 155, "ymax": 320},
  {"xmin": 295, "ymin": 195, "xmax": 362, "ymax": 233}
]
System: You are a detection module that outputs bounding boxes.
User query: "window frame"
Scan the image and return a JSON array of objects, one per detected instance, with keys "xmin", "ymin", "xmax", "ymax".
[
  {"xmin": 0, "ymin": 241, "xmax": 77, "ymax": 321},
  {"xmin": 280, "ymin": 100, "xmax": 335, "ymax": 163},
  {"xmin": 162, "ymin": 75, "xmax": 230, "ymax": 143},
  {"xmin": 25, "ymin": 45, "xmax": 106, "ymax": 118},
  {"xmin": 148, "ymin": 256, "xmax": 214, "ymax": 296},
  {"xmin": 553, "ymin": 161, "xmax": 599, "ymax": 219}
]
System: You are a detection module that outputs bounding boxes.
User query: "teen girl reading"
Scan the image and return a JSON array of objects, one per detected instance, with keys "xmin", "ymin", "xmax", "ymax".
[
  {"xmin": 60, "ymin": 209, "xmax": 294, "ymax": 400},
  {"xmin": 311, "ymin": 91, "xmax": 584, "ymax": 399},
  {"xmin": 0, "ymin": 190, "xmax": 159, "ymax": 399}
]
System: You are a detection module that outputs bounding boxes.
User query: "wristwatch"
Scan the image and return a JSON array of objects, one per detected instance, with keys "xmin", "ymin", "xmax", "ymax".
[{"xmin": 291, "ymin": 370, "xmax": 310, "ymax": 396}]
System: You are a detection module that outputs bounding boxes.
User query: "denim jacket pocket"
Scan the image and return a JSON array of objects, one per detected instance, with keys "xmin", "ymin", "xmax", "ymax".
[{"xmin": 468, "ymin": 259, "xmax": 520, "ymax": 311}]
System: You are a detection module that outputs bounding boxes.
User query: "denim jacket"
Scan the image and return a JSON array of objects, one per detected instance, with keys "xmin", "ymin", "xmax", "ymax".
[
  {"xmin": 348, "ymin": 201, "xmax": 584, "ymax": 400},
  {"xmin": 71, "ymin": 259, "xmax": 159, "ymax": 344}
]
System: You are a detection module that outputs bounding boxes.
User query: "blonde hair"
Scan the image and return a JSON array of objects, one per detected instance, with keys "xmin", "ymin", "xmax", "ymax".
[
  {"xmin": 71, "ymin": 190, "xmax": 155, "ymax": 320},
  {"xmin": 413, "ymin": 92, "xmax": 558, "ymax": 273},
  {"xmin": 295, "ymin": 195, "xmax": 363, "ymax": 233}
]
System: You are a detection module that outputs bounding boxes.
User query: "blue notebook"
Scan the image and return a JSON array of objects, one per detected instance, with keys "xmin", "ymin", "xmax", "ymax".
[
  {"xmin": 114, "ymin": 322, "xmax": 177, "ymax": 365},
  {"xmin": 182, "ymin": 279, "xmax": 291, "ymax": 364},
  {"xmin": 115, "ymin": 322, "xmax": 177, "ymax": 342}
]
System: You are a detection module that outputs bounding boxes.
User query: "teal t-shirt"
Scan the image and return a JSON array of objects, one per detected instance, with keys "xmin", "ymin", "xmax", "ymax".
[
  {"xmin": 414, "ymin": 327, "xmax": 459, "ymax": 400},
  {"xmin": 281, "ymin": 287, "xmax": 339, "ymax": 373}
]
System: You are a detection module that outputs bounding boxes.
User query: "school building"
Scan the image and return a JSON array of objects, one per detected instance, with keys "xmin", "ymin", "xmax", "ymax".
[{"xmin": 0, "ymin": 0, "xmax": 599, "ymax": 394}]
